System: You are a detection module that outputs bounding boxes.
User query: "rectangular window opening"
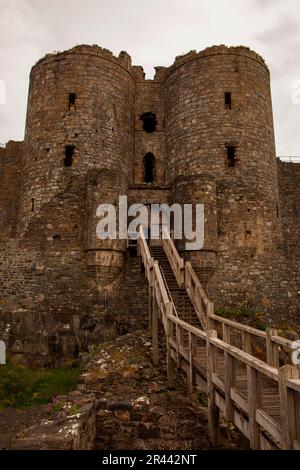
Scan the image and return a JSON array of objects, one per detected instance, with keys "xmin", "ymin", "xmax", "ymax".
[
  {"xmin": 225, "ymin": 92, "xmax": 232, "ymax": 109},
  {"xmin": 226, "ymin": 145, "xmax": 236, "ymax": 167},
  {"xmin": 69, "ymin": 93, "xmax": 76, "ymax": 109},
  {"xmin": 31, "ymin": 198, "xmax": 34, "ymax": 212},
  {"xmin": 64, "ymin": 145, "xmax": 75, "ymax": 167}
]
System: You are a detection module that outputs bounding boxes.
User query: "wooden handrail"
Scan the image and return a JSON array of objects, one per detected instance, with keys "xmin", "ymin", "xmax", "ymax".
[
  {"xmin": 153, "ymin": 261, "xmax": 170, "ymax": 308},
  {"xmin": 159, "ymin": 266, "xmax": 179, "ymax": 319},
  {"xmin": 286, "ymin": 378, "xmax": 300, "ymax": 393},
  {"xmin": 208, "ymin": 312, "xmax": 295, "ymax": 366},
  {"xmin": 185, "ymin": 261, "xmax": 208, "ymax": 330},
  {"xmin": 161, "ymin": 226, "xmax": 185, "ymax": 287},
  {"xmin": 270, "ymin": 334, "xmax": 295, "ymax": 350},
  {"xmin": 209, "ymin": 312, "xmax": 266, "ymax": 338},
  {"xmin": 139, "ymin": 227, "xmax": 152, "ymax": 263},
  {"xmin": 138, "ymin": 228, "xmax": 154, "ymax": 285},
  {"xmin": 166, "ymin": 313, "xmax": 207, "ymax": 340},
  {"xmin": 210, "ymin": 336, "xmax": 279, "ymax": 381}
]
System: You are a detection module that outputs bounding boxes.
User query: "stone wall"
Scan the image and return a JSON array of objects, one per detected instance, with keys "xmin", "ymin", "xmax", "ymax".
[{"xmin": 0, "ymin": 141, "xmax": 23, "ymax": 238}]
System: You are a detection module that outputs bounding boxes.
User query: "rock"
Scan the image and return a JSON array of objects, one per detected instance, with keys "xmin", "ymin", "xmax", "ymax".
[
  {"xmin": 13, "ymin": 401, "xmax": 96, "ymax": 450},
  {"xmin": 107, "ymin": 400, "xmax": 132, "ymax": 411},
  {"xmin": 133, "ymin": 396, "xmax": 150, "ymax": 407},
  {"xmin": 138, "ymin": 423, "xmax": 160, "ymax": 439},
  {"xmin": 113, "ymin": 410, "xmax": 131, "ymax": 422}
]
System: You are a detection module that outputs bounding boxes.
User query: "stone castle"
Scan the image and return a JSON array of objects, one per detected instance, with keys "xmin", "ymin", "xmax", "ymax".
[{"xmin": 0, "ymin": 44, "xmax": 299, "ymax": 366}]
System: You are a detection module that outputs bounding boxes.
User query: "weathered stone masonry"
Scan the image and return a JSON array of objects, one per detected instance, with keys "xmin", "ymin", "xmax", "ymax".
[{"xmin": 0, "ymin": 44, "xmax": 299, "ymax": 365}]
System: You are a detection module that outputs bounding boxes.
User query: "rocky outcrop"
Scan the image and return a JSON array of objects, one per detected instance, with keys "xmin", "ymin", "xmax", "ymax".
[
  {"xmin": 13, "ymin": 401, "xmax": 96, "ymax": 450},
  {"xmin": 2, "ymin": 331, "xmax": 248, "ymax": 450}
]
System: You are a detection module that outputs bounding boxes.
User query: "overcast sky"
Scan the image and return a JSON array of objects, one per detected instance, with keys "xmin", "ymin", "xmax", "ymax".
[{"xmin": 0, "ymin": 0, "xmax": 299, "ymax": 155}]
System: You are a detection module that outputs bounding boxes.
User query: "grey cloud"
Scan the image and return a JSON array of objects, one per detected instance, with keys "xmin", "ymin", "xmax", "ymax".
[{"xmin": 0, "ymin": 0, "xmax": 299, "ymax": 155}]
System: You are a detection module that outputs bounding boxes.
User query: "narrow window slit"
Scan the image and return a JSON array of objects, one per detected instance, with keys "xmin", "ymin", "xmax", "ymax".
[
  {"xmin": 64, "ymin": 145, "xmax": 75, "ymax": 167},
  {"xmin": 143, "ymin": 152, "xmax": 156, "ymax": 183},
  {"xmin": 225, "ymin": 92, "xmax": 232, "ymax": 109},
  {"xmin": 69, "ymin": 93, "xmax": 76, "ymax": 109},
  {"xmin": 226, "ymin": 145, "xmax": 236, "ymax": 167}
]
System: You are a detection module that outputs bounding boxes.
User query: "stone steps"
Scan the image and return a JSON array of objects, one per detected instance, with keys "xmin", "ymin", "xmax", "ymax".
[{"xmin": 149, "ymin": 245, "xmax": 201, "ymax": 328}]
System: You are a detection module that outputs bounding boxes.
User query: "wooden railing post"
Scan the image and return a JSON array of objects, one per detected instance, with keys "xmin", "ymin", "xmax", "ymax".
[
  {"xmin": 175, "ymin": 323, "xmax": 180, "ymax": 366},
  {"xmin": 223, "ymin": 324, "xmax": 234, "ymax": 422},
  {"xmin": 279, "ymin": 365, "xmax": 300, "ymax": 449},
  {"xmin": 207, "ymin": 301, "xmax": 214, "ymax": 330},
  {"xmin": 151, "ymin": 271, "xmax": 159, "ymax": 366},
  {"xmin": 206, "ymin": 329, "xmax": 219, "ymax": 446},
  {"xmin": 266, "ymin": 328, "xmax": 279, "ymax": 368},
  {"xmin": 187, "ymin": 332, "xmax": 196, "ymax": 398},
  {"xmin": 167, "ymin": 316, "xmax": 176, "ymax": 389},
  {"xmin": 149, "ymin": 266, "xmax": 153, "ymax": 334},
  {"xmin": 241, "ymin": 331, "xmax": 252, "ymax": 354},
  {"xmin": 247, "ymin": 365, "xmax": 262, "ymax": 449}
]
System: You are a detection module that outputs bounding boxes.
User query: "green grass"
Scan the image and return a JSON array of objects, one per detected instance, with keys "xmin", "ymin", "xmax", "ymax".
[
  {"xmin": 255, "ymin": 321, "xmax": 268, "ymax": 331},
  {"xmin": 215, "ymin": 305, "xmax": 254, "ymax": 319},
  {"xmin": 215, "ymin": 305, "xmax": 269, "ymax": 331},
  {"xmin": 0, "ymin": 360, "xmax": 82, "ymax": 409}
]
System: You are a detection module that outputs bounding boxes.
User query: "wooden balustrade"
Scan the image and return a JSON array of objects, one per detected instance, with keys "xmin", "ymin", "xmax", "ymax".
[
  {"xmin": 138, "ymin": 225, "xmax": 300, "ymax": 449},
  {"xmin": 207, "ymin": 312, "xmax": 295, "ymax": 367},
  {"xmin": 166, "ymin": 315, "xmax": 300, "ymax": 450},
  {"xmin": 160, "ymin": 227, "xmax": 209, "ymax": 329}
]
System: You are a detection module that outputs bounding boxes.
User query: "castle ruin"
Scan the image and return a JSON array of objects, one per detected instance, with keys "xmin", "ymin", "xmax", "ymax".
[{"xmin": 0, "ymin": 44, "xmax": 299, "ymax": 366}]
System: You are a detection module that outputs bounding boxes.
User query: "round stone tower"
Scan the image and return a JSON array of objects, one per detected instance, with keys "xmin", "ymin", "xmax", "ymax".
[
  {"xmin": 165, "ymin": 46, "xmax": 281, "ymax": 278},
  {"xmin": 19, "ymin": 45, "xmax": 136, "ymax": 282},
  {"xmin": 20, "ymin": 45, "xmax": 135, "ymax": 227}
]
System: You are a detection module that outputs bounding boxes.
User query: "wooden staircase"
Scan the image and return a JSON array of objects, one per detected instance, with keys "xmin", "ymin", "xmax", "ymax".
[
  {"xmin": 150, "ymin": 245, "xmax": 200, "ymax": 328},
  {"xmin": 137, "ymin": 227, "xmax": 300, "ymax": 450}
]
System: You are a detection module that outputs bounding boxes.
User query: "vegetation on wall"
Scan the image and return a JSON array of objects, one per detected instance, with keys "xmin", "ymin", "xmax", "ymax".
[{"xmin": 0, "ymin": 360, "xmax": 82, "ymax": 409}]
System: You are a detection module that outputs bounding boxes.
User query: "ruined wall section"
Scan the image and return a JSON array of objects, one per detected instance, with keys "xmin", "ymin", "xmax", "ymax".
[
  {"xmin": 0, "ymin": 174, "xmax": 114, "ymax": 366},
  {"xmin": 0, "ymin": 141, "xmax": 23, "ymax": 238}
]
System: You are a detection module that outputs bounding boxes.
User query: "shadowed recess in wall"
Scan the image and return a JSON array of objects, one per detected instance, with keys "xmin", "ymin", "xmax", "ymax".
[{"xmin": 140, "ymin": 112, "xmax": 157, "ymax": 133}]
